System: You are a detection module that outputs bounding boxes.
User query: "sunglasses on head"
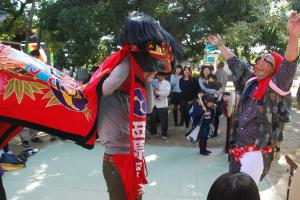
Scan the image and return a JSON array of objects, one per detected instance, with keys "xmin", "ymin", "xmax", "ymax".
[{"xmin": 254, "ymin": 54, "xmax": 274, "ymax": 68}]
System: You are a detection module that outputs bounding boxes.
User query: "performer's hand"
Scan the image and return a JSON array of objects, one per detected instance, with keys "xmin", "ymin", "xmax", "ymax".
[
  {"xmin": 208, "ymin": 35, "xmax": 222, "ymax": 46},
  {"xmin": 153, "ymin": 89, "xmax": 157, "ymax": 96},
  {"xmin": 287, "ymin": 11, "xmax": 300, "ymax": 38}
]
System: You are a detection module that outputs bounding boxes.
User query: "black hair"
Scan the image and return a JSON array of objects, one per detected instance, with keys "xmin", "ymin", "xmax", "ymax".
[
  {"xmin": 208, "ymin": 74, "xmax": 217, "ymax": 82},
  {"xmin": 120, "ymin": 12, "xmax": 183, "ymax": 59},
  {"xmin": 207, "ymin": 172, "xmax": 260, "ymax": 200},
  {"xmin": 120, "ymin": 11, "xmax": 183, "ymax": 73},
  {"xmin": 90, "ymin": 66, "xmax": 99, "ymax": 74},
  {"xmin": 183, "ymin": 66, "xmax": 192, "ymax": 79},
  {"xmin": 223, "ymin": 92, "xmax": 230, "ymax": 96},
  {"xmin": 29, "ymin": 49, "xmax": 40, "ymax": 58},
  {"xmin": 173, "ymin": 64, "xmax": 183, "ymax": 74},
  {"xmin": 202, "ymin": 94, "xmax": 215, "ymax": 106},
  {"xmin": 176, "ymin": 64, "xmax": 182, "ymax": 69},
  {"xmin": 200, "ymin": 65, "xmax": 212, "ymax": 79}
]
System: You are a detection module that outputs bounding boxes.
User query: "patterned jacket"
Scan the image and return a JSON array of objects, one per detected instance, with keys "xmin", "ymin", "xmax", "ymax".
[{"xmin": 228, "ymin": 56, "xmax": 297, "ymax": 148}]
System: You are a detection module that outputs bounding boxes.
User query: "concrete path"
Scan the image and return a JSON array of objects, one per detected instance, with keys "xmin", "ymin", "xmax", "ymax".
[
  {"xmin": 3, "ymin": 79, "xmax": 300, "ymax": 200},
  {"xmin": 3, "ymin": 141, "xmax": 281, "ymax": 200}
]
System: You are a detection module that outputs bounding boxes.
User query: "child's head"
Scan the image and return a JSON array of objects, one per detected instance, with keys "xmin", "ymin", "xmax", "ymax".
[
  {"xmin": 156, "ymin": 72, "xmax": 167, "ymax": 81},
  {"xmin": 208, "ymin": 74, "xmax": 217, "ymax": 82},
  {"xmin": 207, "ymin": 172, "xmax": 260, "ymax": 200},
  {"xmin": 174, "ymin": 64, "xmax": 183, "ymax": 75},
  {"xmin": 203, "ymin": 74, "xmax": 221, "ymax": 90},
  {"xmin": 222, "ymin": 92, "xmax": 230, "ymax": 103},
  {"xmin": 202, "ymin": 94, "xmax": 215, "ymax": 108}
]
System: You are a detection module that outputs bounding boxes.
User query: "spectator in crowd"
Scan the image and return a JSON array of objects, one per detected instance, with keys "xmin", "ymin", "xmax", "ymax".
[
  {"xmin": 205, "ymin": 74, "xmax": 223, "ymax": 138},
  {"xmin": 199, "ymin": 67, "xmax": 222, "ymax": 138},
  {"xmin": 20, "ymin": 128, "xmax": 43, "ymax": 146},
  {"xmin": 189, "ymin": 94, "xmax": 215, "ymax": 155},
  {"xmin": 179, "ymin": 66, "xmax": 199, "ymax": 131},
  {"xmin": 149, "ymin": 73, "xmax": 171, "ymax": 140},
  {"xmin": 170, "ymin": 65, "xmax": 183, "ymax": 126},
  {"xmin": 215, "ymin": 61, "xmax": 228, "ymax": 92},
  {"xmin": 90, "ymin": 66, "xmax": 99, "ymax": 77},
  {"xmin": 207, "ymin": 172, "xmax": 260, "ymax": 200},
  {"xmin": 198, "ymin": 65, "xmax": 222, "ymax": 96},
  {"xmin": 76, "ymin": 70, "xmax": 90, "ymax": 84}
]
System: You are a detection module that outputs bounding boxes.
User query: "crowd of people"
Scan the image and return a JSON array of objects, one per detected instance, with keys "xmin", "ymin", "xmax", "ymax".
[{"xmin": 148, "ymin": 62, "xmax": 228, "ymax": 156}]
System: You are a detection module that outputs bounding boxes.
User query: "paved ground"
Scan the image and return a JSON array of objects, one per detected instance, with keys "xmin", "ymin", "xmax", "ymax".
[
  {"xmin": 3, "ymin": 81, "xmax": 300, "ymax": 200},
  {"xmin": 2, "ymin": 141, "xmax": 282, "ymax": 200},
  {"xmin": 3, "ymin": 110, "xmax": 299, "ymax": 200}
]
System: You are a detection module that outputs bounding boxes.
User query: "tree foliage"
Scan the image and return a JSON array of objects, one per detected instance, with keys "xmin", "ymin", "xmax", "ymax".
[
  {"xmin": 1, "ymin": 0, "xmax": 296, "ymax": 69},
  {"xmin": 0, "ymin": 0, "xmax": 32, "ymax": 40}
]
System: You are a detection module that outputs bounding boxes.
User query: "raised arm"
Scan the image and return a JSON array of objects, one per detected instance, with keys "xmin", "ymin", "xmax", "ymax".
[
  {"xmin": 285, "ymin": 11, "xmax": 300, "ymax": 61},
  {"xmin": 208, "ymin": 35, "xmax": 252, "ymax": 94},
  {"xmin": 275, "ymin": 11, "xmax": 300, "ymax": 91},
  {"xmin": 208, "ymin": 35, "xmax": 235, "ymax": 60}
]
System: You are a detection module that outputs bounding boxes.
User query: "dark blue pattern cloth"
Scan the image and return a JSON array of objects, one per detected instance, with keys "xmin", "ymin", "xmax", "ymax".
[{"xmin": 227, "ymin": 56, "xmax": 298, "ymax": 172}]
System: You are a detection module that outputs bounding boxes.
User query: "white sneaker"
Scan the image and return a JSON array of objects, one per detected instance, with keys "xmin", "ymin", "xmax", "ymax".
[{"xmin": 162, "ymin": 136, "xmax": 167, "ymax": 140}]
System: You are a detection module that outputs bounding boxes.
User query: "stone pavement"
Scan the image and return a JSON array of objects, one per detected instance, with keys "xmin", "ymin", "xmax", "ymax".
[
  {"xmin": 2, "ymin": 142, "xmax": 282, "ymax": 200},
  {"xmin": 4, "ymin": 109, "xmax": 299, "ymax": 199},
  {"xmin": 2, "ymin": 79, "xmax": 300, "ymax": 200}
]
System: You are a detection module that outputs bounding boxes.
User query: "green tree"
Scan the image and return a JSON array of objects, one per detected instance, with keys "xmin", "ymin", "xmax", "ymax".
[
  {"xmin": 0, "ymin": 0, "xmax": 31, "ymax": 40},
  {"xmin": 38, "ymin": 0, "xmax": 133, "ymax": 68}
]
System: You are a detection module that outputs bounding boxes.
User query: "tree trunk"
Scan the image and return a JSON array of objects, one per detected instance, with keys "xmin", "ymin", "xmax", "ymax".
[
  {"xmin": 243, "ymin": 45, "xmax": 251, "ymax": 64},
  {"xmin": 37, "ymin": 27, "xmax": 42, "ymax": 50},
  {"xmin": 25, "ymin": 0, "xmax": 36, "ymax": 54}
]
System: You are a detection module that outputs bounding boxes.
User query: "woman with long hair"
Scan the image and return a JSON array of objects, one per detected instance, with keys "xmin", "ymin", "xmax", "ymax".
[
  {"xmin": 179, "ymin": 66, "xmax": 199, "ymax": 130},
  {"xmin": 170, "ymin": 65, "xmax": 183, "ymax": 126},
  {"xmin": 198, "ymin": 65, "xmax": 222, "ymax": 137},
  {"xmin": 198, "ymin": 65, "xmax": 221, "ymax": 96}
]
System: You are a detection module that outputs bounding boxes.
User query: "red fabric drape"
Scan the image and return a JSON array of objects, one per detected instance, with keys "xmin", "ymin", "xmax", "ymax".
[{"xmin": 0, "ymin": 44, "xmax": 148, "ymax": 200}]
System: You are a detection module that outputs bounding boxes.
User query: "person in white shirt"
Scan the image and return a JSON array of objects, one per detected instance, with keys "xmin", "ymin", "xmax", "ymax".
[{"xmin": 149, "ymin": 73, "xmax": 171, "ymax": 140}]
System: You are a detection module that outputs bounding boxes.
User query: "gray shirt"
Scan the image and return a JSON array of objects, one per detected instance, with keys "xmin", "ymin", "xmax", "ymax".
[
  {"xmin": 97, "ymin": 57, "xmax": 153, "ymax": 154},
  {"xmin": 215, "ymin": 68, "xmax": 228, "ymax": 91}
]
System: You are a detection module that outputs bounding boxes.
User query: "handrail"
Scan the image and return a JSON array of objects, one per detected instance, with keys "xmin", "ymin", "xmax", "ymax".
[
  {"xmin": 285, "ymin": 155, "xmax": 298, "ymax": 170},
  {"xmin": 285, "ymin": 155, "xmax": 299, "ymax": 200}
]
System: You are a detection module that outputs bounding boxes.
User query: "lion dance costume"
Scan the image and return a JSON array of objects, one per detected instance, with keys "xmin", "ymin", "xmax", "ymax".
[{"xmin": 0, "ymin": 12, "xmax": 183, "ymax": 200}]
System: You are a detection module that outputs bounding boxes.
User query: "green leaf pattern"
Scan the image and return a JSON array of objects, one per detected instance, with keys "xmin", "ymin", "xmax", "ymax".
[{"xmin": 3, "ymin": 78, "xmax": 48, "ymax": 104}]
